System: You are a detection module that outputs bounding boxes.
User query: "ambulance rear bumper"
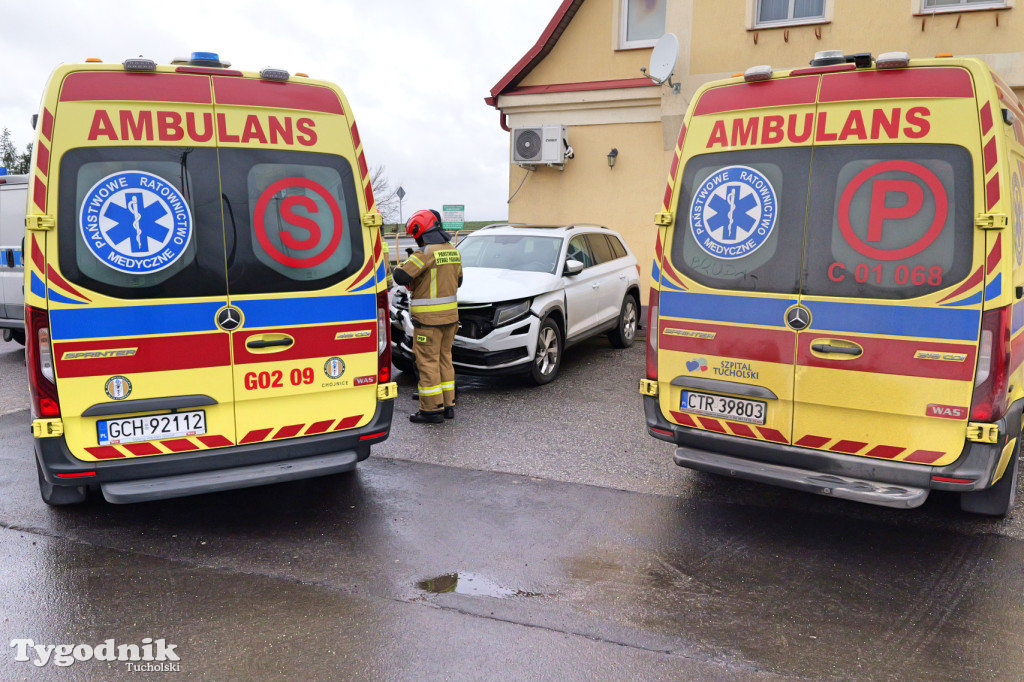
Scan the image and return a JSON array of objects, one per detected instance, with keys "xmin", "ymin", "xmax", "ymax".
[
  {"xmin": 674, "ymin": 449, "xmax": 929, "ymax": 509},
  {"xmin": 34, "ymin": 400, "xmax": 394, "ymax": 504},
  {"xmin": 644, "ymin": 395, "xmax": 1022, "ymax": 505}
]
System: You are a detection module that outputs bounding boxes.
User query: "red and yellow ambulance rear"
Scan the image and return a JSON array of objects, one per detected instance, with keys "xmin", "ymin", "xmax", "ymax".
[
  {"xmin": 641, "ymin": 51, "xmax": 1024, "ymax": 515},
  {"xmin": 27, "ymin": 53, "xmax": 397, "ymax": 505}
]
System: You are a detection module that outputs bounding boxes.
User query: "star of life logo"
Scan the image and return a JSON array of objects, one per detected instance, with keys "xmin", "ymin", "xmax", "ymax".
[
  {"xmin": 79, "ymin": 171, "xmax": 193, "ymax": 275},
  {"xmin": 690, "ymin": 165, "xmax": 777, "ymax": 260}
]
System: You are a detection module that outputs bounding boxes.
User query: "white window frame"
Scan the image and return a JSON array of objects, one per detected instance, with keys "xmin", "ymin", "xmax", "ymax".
[
  {"xmin": 751, "ymin": 0, "xmax": 830, "ymax": 28},
  {"xmin": 919, "ymin": 0, "xmax": 1008, "ymax": 13},
  {"xmin": 618, "ymin": 0, "xmax": 667, "ymax": 50}
]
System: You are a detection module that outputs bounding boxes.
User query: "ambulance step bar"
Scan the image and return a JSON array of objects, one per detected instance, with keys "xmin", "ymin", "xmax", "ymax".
[
  {"xmin": 100, "ymin": 451, "xmax": 360, "ymax": 504},
  {"xmin": 675, "ymin": 448, "xmax": 929, "ymax": 509}
]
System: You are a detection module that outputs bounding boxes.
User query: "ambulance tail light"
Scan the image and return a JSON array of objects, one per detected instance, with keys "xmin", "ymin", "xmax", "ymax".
[
  {"xmin": 970, "ymin": 306, "xmax": 1011, "ymax": 422},
  {"xmin": 876, "ymin": 52, "xmax": 910, "ymax": 69},
  {"xmin": 646, "ymin": 289, "xmax": 659, "ymax": 380},
  {"xmin": 26, "ymin": 306, "xmax": 59, "ymax": 418},
  {"xmin": 376, "ymin": 289, "xmax": 391, "ymax": 384}
]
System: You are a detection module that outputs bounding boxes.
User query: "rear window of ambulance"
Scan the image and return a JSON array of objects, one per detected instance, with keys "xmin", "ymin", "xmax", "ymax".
[
  {"xmin": 58, "ymin": 147, "xmax": 365, "ymax": 299},
  {"xmin": 59, "ymin": 147, "xmax": 228, "ymax": 299},
  {"xmin": 802, "ymin": 144, "xmax": 974, "ymax": 300},
  {"xmin": 671, "ymin": 147, "xmax": 810, "ymax": 295},
  {"xmin": 219, "ymin": 148, "xmax": 363, "ymax": 294}
]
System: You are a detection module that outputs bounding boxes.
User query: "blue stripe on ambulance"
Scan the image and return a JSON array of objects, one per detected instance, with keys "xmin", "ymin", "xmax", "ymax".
[
  {"xmin": 985, "ymin": 273, "xmax": 1002, "ymax": 301},
  {"xmin": 350, "ymin": 275, "xmax": 378, "ymax": 293},
  {"xmin": 234, "ymin": 294, "xmax": 376, "ymax": 328},
  {"xmin": 48, "ymin": 289, "xmax": 88, "ymax": 306},
  {"xmin": 661, "ymin": 290, "xmax": 981, "ymax": 341},
  {"xmin": 30, "ymin": 272, "xmax": 45, "ymax": 299},
  {"xmin": 805, "ymin": 301, "xmax": 980, "ymax": 341},
  {"xmin": 50, "ymin": 302, "xmax": 223, "ymax": 341},
  {"xmin": 660, "ymin": 290, "xmax": 795, "ymax": 327}
]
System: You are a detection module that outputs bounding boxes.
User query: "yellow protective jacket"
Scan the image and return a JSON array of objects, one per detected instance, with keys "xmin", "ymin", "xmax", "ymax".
[{"xmin": 397, "ymin": 242, "xmax": 462, "ymax": 326}]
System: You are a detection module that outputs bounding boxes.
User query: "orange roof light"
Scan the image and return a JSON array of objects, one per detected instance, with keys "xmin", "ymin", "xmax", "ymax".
[
  {"xmin": 85, "ymin": 58, "xmax": 103, "ymax": 63},
  {"xmin": 936, "ymin": 52, "xmax": 954, "ymax": 58}
]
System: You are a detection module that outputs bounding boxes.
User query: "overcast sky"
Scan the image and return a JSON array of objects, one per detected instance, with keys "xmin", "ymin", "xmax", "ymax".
[{"xmin": 2, "ymin": 0, "xmax": 563, "ymax": 221}]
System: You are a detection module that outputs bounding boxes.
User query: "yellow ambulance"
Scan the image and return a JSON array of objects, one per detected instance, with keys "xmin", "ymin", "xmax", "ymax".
[
  {"xmin": 27, "ymin": 52, "xmax": 397, "ymax": 505},
  {"xmin": 641, "ymin": 50, "xmax": 1024, "ymax": 515}
]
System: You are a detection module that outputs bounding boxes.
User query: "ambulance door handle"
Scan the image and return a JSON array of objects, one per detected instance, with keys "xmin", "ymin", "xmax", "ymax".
[
  {"xmin": 810, "ymin": 342, "xmax": 862, "ymax": 357},
  {"xmin": 247, "ymin": 339, "xmax": 293, "ymax": 349},
  {"xmin": 246, "ymin": 335, "xmax": 294, "ymax": 351}
]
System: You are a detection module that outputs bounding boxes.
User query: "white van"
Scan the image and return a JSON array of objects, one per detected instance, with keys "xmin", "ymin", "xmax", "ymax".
[{"xmin": 0, "ymin": 172, "xmax": 27, "ymax": 344}]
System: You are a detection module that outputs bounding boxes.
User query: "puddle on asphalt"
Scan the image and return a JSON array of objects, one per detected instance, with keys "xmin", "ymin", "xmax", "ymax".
[{"xmin": 416, "ymin": 572, "xmax": 540, "ymax": 599}]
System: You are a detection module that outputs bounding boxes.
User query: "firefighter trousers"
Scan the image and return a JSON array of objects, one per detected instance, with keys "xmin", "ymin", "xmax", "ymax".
[{"xmin": 413, "ymin": 322, "xmax": 458, "ymax": 412}]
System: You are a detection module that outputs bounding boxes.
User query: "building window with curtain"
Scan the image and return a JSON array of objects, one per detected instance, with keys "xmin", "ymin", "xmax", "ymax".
[
  {"xmin": 755, "ymin": 0, "xmax": 827, "ymax": 27},
  {"xmin": 620, "ymin": 0, "xmax": 667, "ymax": 49},
  {"xmin": 920, "ymin": 0, "xmax": 1007, "ymax": 12}
]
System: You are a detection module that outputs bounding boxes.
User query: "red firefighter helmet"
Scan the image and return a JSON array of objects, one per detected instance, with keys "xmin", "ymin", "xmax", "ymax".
[{"xmin": 406, "ymin": 209, "xmax": 440, "ymax": 239}]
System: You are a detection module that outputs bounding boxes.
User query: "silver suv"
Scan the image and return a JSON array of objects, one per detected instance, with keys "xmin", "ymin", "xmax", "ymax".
[{"xmin": 392, "ymin": 224, "xmax": 641, "ymax": 384}]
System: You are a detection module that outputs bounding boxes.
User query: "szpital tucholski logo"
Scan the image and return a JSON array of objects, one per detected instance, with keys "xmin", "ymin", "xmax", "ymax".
[
  {"xmin": 690, "ymin": 165, "xmax": 777, "ymax": 260},
  {"xmin": 10, "ymin": 637, "xmax": 180, "ymax": 670},
  {"xmin": 79, "ymin": 171, "xmax": 193, "ymax": 275}
]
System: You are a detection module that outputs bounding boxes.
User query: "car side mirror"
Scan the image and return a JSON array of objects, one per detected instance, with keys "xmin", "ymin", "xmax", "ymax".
[{"xmin": 564, "ymin": 259, "xmax": 584, "ymax": 276}]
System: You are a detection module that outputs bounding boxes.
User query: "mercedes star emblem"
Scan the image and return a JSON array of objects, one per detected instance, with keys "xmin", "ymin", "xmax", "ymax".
[
  {"xmin": 216, "ymin": 306, "xmax": 243, "ymax": 331},
  {"xmin": 785, "ymin": 305, "xmax": 811, "ymax": 331}
]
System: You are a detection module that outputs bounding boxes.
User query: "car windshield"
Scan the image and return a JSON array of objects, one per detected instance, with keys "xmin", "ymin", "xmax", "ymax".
[{"xmin": 458, "ymin": 234, "xmax": 563, "ymax": 274}]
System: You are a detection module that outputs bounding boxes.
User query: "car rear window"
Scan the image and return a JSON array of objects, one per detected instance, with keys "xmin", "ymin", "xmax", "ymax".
[
  {"xmin": 609, "ymin": 236, "xmax": 627, "ymax": 259},
  {"xmin": 802, "ymin": 144, "xmax": 974, "ymax": 300},
  {"xmin": 586, "ymin": 234, "xmax": 615, "ymax": 264}
]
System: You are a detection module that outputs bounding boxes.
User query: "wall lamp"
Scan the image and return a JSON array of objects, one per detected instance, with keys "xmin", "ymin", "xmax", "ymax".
[{"xmin": 607, "ymin": 148, "xmax": 618, "ymax": 169}]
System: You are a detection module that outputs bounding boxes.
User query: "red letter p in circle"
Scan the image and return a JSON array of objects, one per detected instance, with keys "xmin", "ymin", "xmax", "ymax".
[
  {"xmin": 838, "ymin": 160, "xmax": 948, "ymax": 261},
  {"xmin": 867, "ymin": 180, "xmax": 923, "ymax": 243}
]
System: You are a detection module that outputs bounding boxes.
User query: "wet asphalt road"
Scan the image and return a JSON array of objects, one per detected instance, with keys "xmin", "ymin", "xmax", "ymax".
[{"xmin": 2, "ymin": 337, "xmax": 1024, "ymax": 680}]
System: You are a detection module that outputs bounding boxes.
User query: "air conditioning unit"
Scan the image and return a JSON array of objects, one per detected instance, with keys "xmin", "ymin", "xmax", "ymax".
[{"xmin": 512, "ymin": 125, "xmax": 570, "ymax": 166}]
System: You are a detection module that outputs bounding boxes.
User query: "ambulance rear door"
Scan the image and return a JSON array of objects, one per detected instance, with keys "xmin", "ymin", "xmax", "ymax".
[
  {"xmin": 211, "ymin": 77, "xmax": 383, "ymax": 446},
  {"xmin": 46, "ymin": 70, "xmax": 236, "ymax": 460},
  {"xmin": 791, "ymin": 66, "xmax": 985, "ymax": 466},
  {"xmin": 658, "ymin": 75, "xmax": 821, "ymax": 446}
]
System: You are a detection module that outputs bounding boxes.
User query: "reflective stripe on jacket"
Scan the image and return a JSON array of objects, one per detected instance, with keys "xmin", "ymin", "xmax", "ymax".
[{"xmin": 397, "ymin": 242, "xmax": 462, "ymax": 325}]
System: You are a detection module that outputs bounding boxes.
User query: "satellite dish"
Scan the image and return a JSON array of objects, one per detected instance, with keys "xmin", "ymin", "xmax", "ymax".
[{"xmin": 644, "ymin": 33, "xmax": 679, "ymax": 85}]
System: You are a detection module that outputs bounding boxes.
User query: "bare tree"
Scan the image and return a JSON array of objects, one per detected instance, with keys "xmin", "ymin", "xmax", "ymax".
[{"xmin": 370, "ymin": 165, "xmax": 403, "ymax": 226}]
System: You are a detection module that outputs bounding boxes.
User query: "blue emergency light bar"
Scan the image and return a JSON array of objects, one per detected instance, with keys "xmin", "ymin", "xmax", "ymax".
[{"xmin": 189, "ymin": 52, "xmax": 228, "ymax": 68}]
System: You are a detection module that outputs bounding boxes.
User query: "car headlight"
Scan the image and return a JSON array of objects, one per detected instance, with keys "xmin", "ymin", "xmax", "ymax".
[{"xmin": 494, "ymin": 299, "xmax": 531, "ymax": 326}]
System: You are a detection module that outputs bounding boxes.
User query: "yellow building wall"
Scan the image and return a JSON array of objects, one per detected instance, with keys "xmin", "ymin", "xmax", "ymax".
[
  {"xmin": 690, "ymin": 1, "xmax": 1024, "ymax": 86},
  {"xmin": 519, "ymin": 0, "xmax": 650, "ymax": 86},
  {"xmin": 507, "ymin": 122, "xmax": 664, "ymax": 305},
  {"xmin": 502, "ymin": 0, "xmax": 1024, "ymax": 309}
]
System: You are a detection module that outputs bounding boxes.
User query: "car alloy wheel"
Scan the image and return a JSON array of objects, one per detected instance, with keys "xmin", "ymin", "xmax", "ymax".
[{"xmin": 531, "ymin": 317, "xmax": 563, "ymax": 385}]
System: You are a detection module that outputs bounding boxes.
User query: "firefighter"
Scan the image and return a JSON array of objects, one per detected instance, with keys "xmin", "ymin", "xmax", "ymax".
[{"xmin": 393, "ymin": 209, "xmax": 462, "ymax": 423}]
